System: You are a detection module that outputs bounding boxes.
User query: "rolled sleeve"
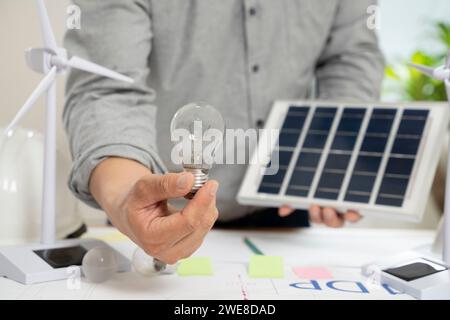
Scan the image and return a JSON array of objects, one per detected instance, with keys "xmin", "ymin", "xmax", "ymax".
[
  {"xmin": 315, "ymin": 0, "xmax": 385, "ymax": 101},
  {"xmin": 63, "ymin": 0, "xmax": 166, "ymax": 208}
]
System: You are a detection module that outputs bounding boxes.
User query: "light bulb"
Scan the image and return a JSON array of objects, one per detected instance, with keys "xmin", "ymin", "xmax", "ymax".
[
  {"xmin": 81, "ymin": 247, "xmax": 118, "ymax": 283},
  {"xmin": 132, "ymin": 247, "xmax": 176, "ymax": 276},
  {"xmin": 170, "ymin": 102, "xmax": 225, "ymax": 199}
]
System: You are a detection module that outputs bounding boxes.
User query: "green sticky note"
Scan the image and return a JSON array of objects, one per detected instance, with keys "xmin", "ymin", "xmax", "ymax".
[
  {"xmin": 248, "ymin": 255, "xmax": 284, "ymax": 278},
  {"xmin": 177, "ymin": 257, "xmax": 213, "ymax": 276}
]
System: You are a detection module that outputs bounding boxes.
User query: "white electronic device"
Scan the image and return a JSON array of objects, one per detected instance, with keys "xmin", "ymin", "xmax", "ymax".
[{"xmin": 238, "ymin": 100, "xmax": 449, "ymax": 222}]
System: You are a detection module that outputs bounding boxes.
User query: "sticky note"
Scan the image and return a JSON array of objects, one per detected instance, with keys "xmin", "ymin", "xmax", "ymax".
[
  {"xmin": 177, "ymin": 257, "xmax": 213, "ymax": 276},
  {"xmin": 292, "ymin": 266, "xmax": 333, "ymax": 279},
  {"xmin": 248, "ymin": 255, "xmax": 284, "ymax": 278},
  {"xmin": 83, "ymin": 231, "xmax": 129, "ymax": 243}
]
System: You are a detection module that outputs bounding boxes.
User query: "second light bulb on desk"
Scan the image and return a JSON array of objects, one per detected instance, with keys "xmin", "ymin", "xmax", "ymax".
[{"xmin": 170, "ymin": 102, "xmax": 225, "ymax": 199}]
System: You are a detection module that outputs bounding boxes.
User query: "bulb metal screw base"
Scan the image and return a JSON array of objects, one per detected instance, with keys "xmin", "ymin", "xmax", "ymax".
[
  {"xmin": 153, "ymin": 258, "xmax": 167, "ymax": 272},
  {"xmin": 183, "ymin": 166, "xmax": 209, "ymax": 199}
]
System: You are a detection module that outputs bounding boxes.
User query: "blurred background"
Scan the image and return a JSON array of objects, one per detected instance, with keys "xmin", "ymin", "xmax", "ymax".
[{"xmin": 0, "ymin": 0, "xmax": 449, "ymax": 231}]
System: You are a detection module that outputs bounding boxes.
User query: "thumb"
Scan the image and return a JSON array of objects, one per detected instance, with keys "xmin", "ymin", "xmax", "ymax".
[{"xmin": 132, "ymin": 172, "xmax": 194, "ymax": 204}]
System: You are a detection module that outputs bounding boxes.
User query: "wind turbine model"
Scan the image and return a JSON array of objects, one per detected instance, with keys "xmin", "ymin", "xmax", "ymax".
[
  {"xmin": 0, "ymin": 0, "xmax": 130, "ymax": 284},
  {"xmin": 363, "ymin": 52, "xmax": 450, "ymax": 300},
  {"xmin": 411, "ymin": 53, "xmax": 450, "ymax": 264}
]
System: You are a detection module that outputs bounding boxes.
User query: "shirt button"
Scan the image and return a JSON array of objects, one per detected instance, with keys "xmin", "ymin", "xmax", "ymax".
[
  {"xmin": 252, "ymin": 64, "xmax": 259, "ymax": 73},
  {"xmin": 248, "ymin": 7, "xmax": 257, "ymax": 16},
  {"xmin": 256, "ymin": 119, "xmax": 264, "ymax": 128}
]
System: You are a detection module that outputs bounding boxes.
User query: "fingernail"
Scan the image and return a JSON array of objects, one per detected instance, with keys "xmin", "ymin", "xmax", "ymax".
[
  {"xmin": 209, "ymin": 181, "xmax": 218, "ymax": 196},
  {"xmin": 177, "ymin": 173, "xmax": 188, "ymax": 189}
]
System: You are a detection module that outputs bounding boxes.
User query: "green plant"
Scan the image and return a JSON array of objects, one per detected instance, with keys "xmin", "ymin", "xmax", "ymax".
[{"xmin": 384, "ymin": 21, "xmax": 450, "ymax": 101}]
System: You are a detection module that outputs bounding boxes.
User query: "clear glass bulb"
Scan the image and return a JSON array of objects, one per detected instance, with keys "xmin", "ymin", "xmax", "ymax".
[
  {"xmin": 81, "ymin": 247, "xmax": 118, "ymax": 283},
  {"xmin": 132, "ymin": 247, "xmax": 176, "ymax": 276},
  {"xmin": 170, "ymin": 102, "xmax": 225, "ymax": 198}
]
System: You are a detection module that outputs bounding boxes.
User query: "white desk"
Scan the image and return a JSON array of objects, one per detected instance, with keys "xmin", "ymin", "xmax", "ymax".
[{"xmin": 0, "ymin": 227, "xmax": 434, "ymax": 300}]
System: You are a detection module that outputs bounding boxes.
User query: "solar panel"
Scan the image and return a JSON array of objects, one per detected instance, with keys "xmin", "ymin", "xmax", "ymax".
[{"xmin": 238, "ymin": 101, "xmax": 449, "ymax": 221}]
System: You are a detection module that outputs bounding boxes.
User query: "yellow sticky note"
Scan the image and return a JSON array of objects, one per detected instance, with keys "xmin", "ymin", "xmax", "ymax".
[
  {"xmin": 177, "ymin": 257, "xmax": 213, "ymax": 276},
  {"xmin": 248, "ymin": 255, "xmax": 284, "ymax": 278},
  {"xmin": 82, "ymin": 231, "xmax": 129, "ymax": 243}
]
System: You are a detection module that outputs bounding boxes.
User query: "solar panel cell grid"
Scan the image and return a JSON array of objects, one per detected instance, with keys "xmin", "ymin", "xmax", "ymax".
[
  {"xmin": 397, "ymin": 119, "xmax": 426, "ymax": 135},
  {"xmin": 337, "ymin": 118, "xmax": 364, "ymax": 132},
  {"xmin": 323, "ymin": 154, "xmax": 352, "ymax": 170},
  {"xmin": 360, "ymin": 136, "xmax": 389, "ymax": 153},
  {"xmin": 353, "ymin": 156, "xmax": 382, "ymax": 173},
  {"xmin": 303, "ymin": 133, "xmax": 328, "ymax": 149},
  {"xmin": 278, "ymin": 131, "xmax": 301, "ymax": 147},
  {"xmin": 347, "ymin": 174, "xmax": 377, "ymax": 193},
  {"xmin": 289, "ymin": 169, "xmax": 315, "ymax": 187},
  {"xmin": 314, "ymin": 108, "xmax": 366, "ymax": 200},
  {"xmin": 257, "ymin": 104, "xmax": 430, "ymax": 211},
  {"xmin": 286, "ymin": 107, "xmax": 336, "ymax": 197},
  {"xmin": 378, "ymin": 177, "xmax": 409, "ymax": 196},
  {"xmin": 391, "ymin": 138, "xmax": 421, "ymax": 155},
  {"xmin": 330, "ymin": 134, "xmax": 358, "ymax": 151},
  {"xmin": 260, "ymin": 169, "xmax": 287, "ymax": 185},
  {"xmin": 259, "ymin": 106, "xmax": 312, "ymax": 194},
  {"xmin": 317, "ymin": 172, "xmax": 345, "ymax": 190},
  {"xmin": 315, "ymin": 190, "xmax": 339, "ymax": 200},
  {"xmin": 296, "ymin": 152, "xmax": 321, "ymax": 168},
  {"xmin": 375, "ymin": 197, "xmax": 404, "ymax": 207},
  {"xmin": 281, "ymin": 115, "xmax": 306, "ymax": 131},
  {"xmin": 345, "ymin": 193, "xmax": 371, "ymax": 203},
  {"xmin": 285, "ymin": 187, "xmax": 309, "ymax": 197},
  {"xmin": 384, "ymin": 158, "xmax": 415, "ymax": 176},
  {"xmin": 374, "ymin": 109, "xmax": 429, "ymax": 207},
  {"xmin": 343, "ymin": 108, "xmax": 397, "ymax": 203},
  {"xmin": 257, "ymin": 184, "xmax": 280, "ymax": 194}
]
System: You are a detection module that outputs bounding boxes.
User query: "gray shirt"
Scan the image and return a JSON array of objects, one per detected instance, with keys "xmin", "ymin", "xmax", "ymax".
[{"xmin": 64, "ymin": 0, "xmax": 384, "ymax": 221}]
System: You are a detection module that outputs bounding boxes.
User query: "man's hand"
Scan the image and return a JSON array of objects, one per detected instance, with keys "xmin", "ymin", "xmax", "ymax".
[
  {"xmin": 124, "ymin": 173, "xmax": 218, "ymax": 264},
  {"xmin": 278, "ymin": 205, "xmax": 361, "ymax": 228},
  {"xmin": 90, "ymin": 158, "xmax": 219, "ymax": 264}
]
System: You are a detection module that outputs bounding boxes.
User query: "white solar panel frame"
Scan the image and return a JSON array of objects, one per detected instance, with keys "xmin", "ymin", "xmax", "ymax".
[{"xmin": 237, "ymin": 100, "xmax": 449, "ymax": 222}]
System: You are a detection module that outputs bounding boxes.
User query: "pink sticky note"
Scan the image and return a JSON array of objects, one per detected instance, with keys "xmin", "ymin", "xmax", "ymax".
[{"xmin": 292, "ymin": 267, "xmax": 333, "ymax": 279}]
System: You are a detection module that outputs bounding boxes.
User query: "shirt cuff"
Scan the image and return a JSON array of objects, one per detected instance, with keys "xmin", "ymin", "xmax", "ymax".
[{"xmin": 68, "ymin": 144, "xmax": 167, "ymax": 209}]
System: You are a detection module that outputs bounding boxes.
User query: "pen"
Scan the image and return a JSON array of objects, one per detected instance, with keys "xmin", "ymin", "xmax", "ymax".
[{"xmin": 243, "ymin": 237, "xmax": 264, "ymax": 255}]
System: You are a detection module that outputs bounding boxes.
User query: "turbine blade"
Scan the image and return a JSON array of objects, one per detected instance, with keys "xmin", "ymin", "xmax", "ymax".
[
  {"xmin": 408, "ymin": 63, "xmax": 436, "ymax": 78},
  {"xmin": 67, "ymin": 56, "xmax": 134, "ymax": 83},
  {"xmin": 4, "ymin": 67, "xmax": 57, "ymax": 134},
  {"xmin": 36, "ymin": 0, "xmax": 57, "ymax": 51}
]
